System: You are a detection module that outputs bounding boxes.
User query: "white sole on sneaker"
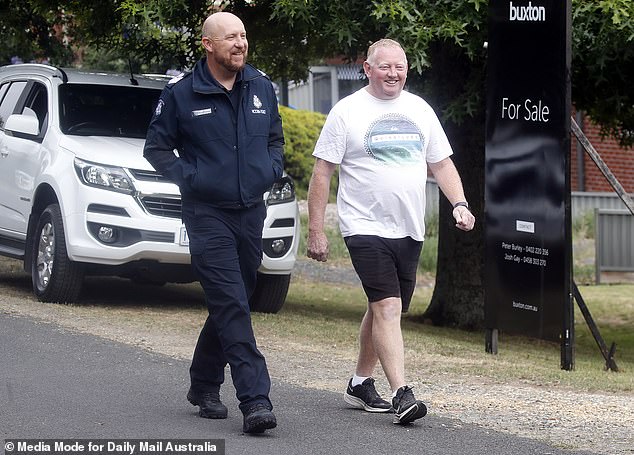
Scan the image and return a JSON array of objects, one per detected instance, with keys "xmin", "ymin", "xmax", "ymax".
[
  {"xmin": 393, "ymin": 402, "xmax": 427, "ymax": 424},
  {"xmin": 343, "ymin": 392, "xmax": 392, "ymax": 413}
]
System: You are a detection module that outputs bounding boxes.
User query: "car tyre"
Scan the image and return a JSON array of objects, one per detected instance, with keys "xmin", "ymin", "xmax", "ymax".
[
  {"xmin": 31, "ymin": 204, "xmax": 84, "ymax": 303},
  {"xmin": 249, "ymin": 273, "xmax": 291, "ymax": 314}
]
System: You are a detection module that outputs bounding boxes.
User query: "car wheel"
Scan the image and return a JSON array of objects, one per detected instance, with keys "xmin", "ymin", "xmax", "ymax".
[
  {"xmin": 249, "ymin": 273, "xmax": 291, "ymax": 314},
  {"xmin": 31, "ymin": 204, "xmax": 84, "ymax": 303}
]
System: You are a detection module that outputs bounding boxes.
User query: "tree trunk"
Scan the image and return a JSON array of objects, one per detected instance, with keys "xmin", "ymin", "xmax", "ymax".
[
  {"xmin": 422, "ymin": 117, "xmax": 486, "ymax": 329},
  {"xmin": 413, "ymin": 41, "xmax": 487, "ymax": 329}
]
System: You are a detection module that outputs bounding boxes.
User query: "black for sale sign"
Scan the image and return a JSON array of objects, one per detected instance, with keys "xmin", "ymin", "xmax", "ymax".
[{"xmin": 484, "ymin": 0, "xmax": 573, "ymax": 363}]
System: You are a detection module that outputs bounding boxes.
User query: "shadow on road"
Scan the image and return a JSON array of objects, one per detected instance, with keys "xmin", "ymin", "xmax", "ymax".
[{"xmin": 0, "ymin": 256, "xmax": 205, "ymax": 310}]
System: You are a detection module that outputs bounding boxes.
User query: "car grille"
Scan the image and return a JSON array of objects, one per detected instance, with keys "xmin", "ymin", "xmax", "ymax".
[
  {"xmin": 139, "ymin": 196, "xmax": 182, "ymax": 219},
  {"xmin": 129, "ymin": 168, "xmax": 172, "ymax": 183},
  {"xmin": 131, "ymin": 169, "xmax": 182, "ymax": 219}
]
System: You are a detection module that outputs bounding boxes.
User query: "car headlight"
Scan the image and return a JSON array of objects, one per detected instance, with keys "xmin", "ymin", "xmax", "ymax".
[
  {"xmin": 74, "ymin": 158, "xmax": 135, "ymax": 195},
  {"xmin": 266, "ymin": 175, "xmax": 295, "ymax": 205}
]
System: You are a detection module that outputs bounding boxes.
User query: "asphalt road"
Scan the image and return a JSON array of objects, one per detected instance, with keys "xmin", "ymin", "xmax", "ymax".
[{"xmin": 0, "ymin": 313, "xmax": 597, "ymax": 455}]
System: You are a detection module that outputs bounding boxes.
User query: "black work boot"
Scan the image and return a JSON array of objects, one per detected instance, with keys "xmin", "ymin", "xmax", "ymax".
[
  {"xmin": 242, "ymin": 403, "xmax": 277, "ymax": 434},
  {"xmin": 187, "ymin": 388, "xmax": 228, "ymax": 419}
]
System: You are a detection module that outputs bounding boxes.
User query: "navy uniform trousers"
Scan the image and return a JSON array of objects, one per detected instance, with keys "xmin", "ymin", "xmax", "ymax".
[{"xmin": 182, "ymin": 200, "xmax": 272, "ymax": 413}]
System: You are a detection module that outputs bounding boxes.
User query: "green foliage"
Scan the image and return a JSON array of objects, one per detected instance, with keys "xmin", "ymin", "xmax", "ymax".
[
  {"xmin": 4, "ymin": 0, "xmax": 633, "ymax": 147},
  {"xmin": 572, "ymin": 210, "xmax": 596, "ymax": 239},
  {"xmin": 419, "ymin": 235, "xmax": 438, "ymax": 274},
  {"xmin": 113, "ymin": 0, "xmax": 206, "ymax": 72},
  {"xmin": 80, "ymin": 48, "xmax": 131, "ymax": 73},
  {"xmin": 279, "ymin": 106, "xmax": 327, "ymax": 199},
  {"xmin": 574, "ymin": 264, "xmax": 595, "ymax": 285},
  {"xmin": 572, "ymin": 211, "xmax": 597, "ymax": 285},
  {"xmin": 1, "ymin": 0, "xmax": 321, "ymax": 79},
  {"xmin": 271, "ymin": 0, "xmax": 386, "ymax": 69},
  {"xmin": 273, "ymin": 0, "xmax": 488, "ymax": 124},
  {"xmin": 574, "ymin": 283, "xmax": 634, "ymax": 369},
  {"xmin": 572, "ymin": 0, "xmax": 634, "ymax": 146},
  {"xmin": 2, "ymin": 1, "xmax": 633, "ymax": 127},
  {"xmin": 78, "ymin": 0, "xmax": 336, "ymax": 82},
  {"xmin": 417, "ymin": 211, "xmax": 439, "ymax": 273},
  {"xmin": 273, "ymin": 0, "xmax": 634, "ymax": 144},
  {"xmin": 0, "ymin": 0, "xmax": 74, "ymax": 66},
  {"xmin": 371, "ymin": 0, "xmax": 487, "ymax": 72},
  {"xmin": 298, "ymin": 214, "xmax": 350, "ymax": 266}
]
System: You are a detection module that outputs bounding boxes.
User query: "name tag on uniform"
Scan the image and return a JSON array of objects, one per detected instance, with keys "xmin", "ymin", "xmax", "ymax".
[{"xmin": 192, "ymin": 108, "xmax": 213, "ymax": 117}]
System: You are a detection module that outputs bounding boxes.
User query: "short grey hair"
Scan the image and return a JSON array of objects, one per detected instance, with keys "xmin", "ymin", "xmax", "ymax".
[{"xmin": 366, "ymin": 39, "xmax": 406, "ymax": 64}]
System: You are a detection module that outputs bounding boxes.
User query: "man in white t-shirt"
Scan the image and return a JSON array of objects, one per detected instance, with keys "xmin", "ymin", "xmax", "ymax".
[{"xmin": 307, "ymin": 38, "xmax": 475, "ymax": 425}]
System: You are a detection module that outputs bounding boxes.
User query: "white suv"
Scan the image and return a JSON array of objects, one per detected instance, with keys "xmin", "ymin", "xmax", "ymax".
[{"xmin": 0, "ymin": 64, "xmax": 299, "ymax": 313}]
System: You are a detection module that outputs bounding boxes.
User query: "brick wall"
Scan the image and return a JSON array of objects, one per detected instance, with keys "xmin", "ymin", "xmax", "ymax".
[{"xmin": 570, "ymin": 114, "xmax": 634, "ymax": 193}]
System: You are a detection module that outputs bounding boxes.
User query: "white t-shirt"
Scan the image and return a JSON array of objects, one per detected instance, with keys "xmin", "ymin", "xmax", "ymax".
[{"xmin": 313, "ymin": 87, "xmax": 453, "ymax": 241}]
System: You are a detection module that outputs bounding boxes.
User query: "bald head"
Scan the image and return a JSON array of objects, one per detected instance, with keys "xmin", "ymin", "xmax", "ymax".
[
  {"xmin": 201, "ymin": 12, "xmax": 249, "ymax": 83},
  {"xmin": 202, "ymin": 12, "xmax": 244, "ymax": 39}
]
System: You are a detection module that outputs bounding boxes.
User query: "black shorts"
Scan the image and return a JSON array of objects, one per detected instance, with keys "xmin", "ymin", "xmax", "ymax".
[{"xmin": 344, "ymin": 235, "xmax": 423, "ymax": 312}]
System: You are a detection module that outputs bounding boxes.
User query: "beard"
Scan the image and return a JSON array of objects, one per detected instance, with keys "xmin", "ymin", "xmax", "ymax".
[{"xmin": 215, "ymin": 49, "xmax": 248, "ymax": 73}]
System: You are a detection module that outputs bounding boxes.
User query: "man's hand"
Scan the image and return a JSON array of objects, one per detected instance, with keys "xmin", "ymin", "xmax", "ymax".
[
  {"xmin": 453, "ymin": 205, "xmax": 475, "ymax": 231},
  {"xmin": 307, "ymin": 230, "xmax": 330, "ymax": 262}
]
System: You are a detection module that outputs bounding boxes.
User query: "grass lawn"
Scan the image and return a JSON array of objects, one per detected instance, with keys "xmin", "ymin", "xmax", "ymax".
[
  {"xmin": 282, "ymin": 209, "xmax": 633, "ymax": 392},
  {"xmin": 258, "ymin": 276, "xmax": 634, "ymax": 394}
]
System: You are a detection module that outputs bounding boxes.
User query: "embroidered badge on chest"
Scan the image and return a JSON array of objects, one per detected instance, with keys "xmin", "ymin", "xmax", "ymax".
[{"xmin": 252, "ymin": 95, "xmax": 266, "ymax": 114}]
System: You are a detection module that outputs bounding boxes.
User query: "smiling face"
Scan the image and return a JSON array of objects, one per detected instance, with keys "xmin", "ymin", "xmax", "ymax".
[
  {"xmin": 363, "ymin": 44, "xmax": 408, "ymax": 100},
  {"xmin": 202, "ymin": 12, "xmax": 248, "ymax": 76}
]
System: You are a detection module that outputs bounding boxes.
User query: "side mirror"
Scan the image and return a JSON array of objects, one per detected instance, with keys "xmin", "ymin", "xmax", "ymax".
[{"xmin": 5, "ymin": 113, "xmax": 40, "ymax": 137}]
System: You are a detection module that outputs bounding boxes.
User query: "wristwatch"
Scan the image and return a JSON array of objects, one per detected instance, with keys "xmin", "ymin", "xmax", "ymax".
[{"xmin": 453, "ymin": 201, "xmax": 470, "ymax": 211}]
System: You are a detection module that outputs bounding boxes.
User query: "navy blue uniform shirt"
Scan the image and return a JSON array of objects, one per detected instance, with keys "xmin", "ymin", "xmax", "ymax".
[{"xmin": 143, "ymin": 58, "xmax": 284, "ymax": 209}]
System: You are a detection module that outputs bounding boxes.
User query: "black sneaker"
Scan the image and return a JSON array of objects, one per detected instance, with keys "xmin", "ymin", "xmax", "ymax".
[
  {"xmin": 243, "ymin": 403, "xmax": 277, "ymax": 434},
  {"xmin": 344, "ymin": 378, "xmax": 392, "ymax": 413},
  {"xmin": 392, "ymin": 385, "xmax": 427, "ymax": 424},
  {"xmin": 187, "ymin": 388, "xmax": 228, "ymax": 419}
]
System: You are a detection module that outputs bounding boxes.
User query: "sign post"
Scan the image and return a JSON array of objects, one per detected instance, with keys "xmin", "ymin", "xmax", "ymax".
[{"xmin": 485, "ymin": 0, "xmax": 574, "ymax": 369}]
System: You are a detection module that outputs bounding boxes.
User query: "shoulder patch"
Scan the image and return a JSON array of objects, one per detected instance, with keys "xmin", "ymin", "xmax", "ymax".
[
  {"xmin": 257, "ymin": 69, "xmax": 272, "ymax": 81},
  {"xmin": 167, "ymin": 70, "xmax": 191, "ymax": 86},
  {"xmin": 154, "ymin": 99, "xmax": 165, "ymax": 117}
]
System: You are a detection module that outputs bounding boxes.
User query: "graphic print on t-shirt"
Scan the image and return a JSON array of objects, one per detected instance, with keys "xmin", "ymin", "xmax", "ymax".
[{"xmin": 364, "ymin": 113, "xmax": 424, "ymax": 165}]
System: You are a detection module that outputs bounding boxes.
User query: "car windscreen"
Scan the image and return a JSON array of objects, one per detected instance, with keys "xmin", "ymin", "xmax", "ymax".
[{"xmin": 59, "ymin": 84, "xmax": 162, "ymax": 138}]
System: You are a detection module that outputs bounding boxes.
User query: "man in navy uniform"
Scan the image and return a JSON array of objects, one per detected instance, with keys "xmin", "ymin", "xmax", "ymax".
[{"xmin": 143, "ymin": 11, "xmax": 283, "ymax": 434}]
